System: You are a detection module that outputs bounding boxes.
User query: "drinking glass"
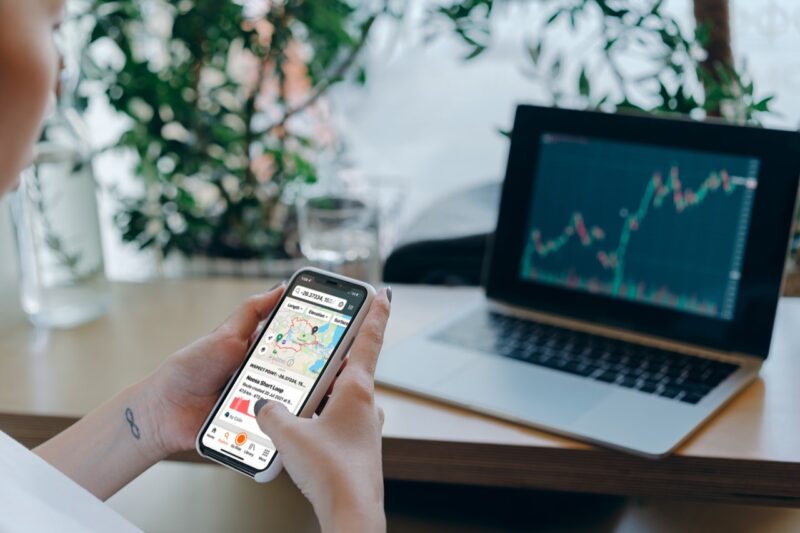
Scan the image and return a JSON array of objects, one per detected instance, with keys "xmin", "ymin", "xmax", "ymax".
[
  {"xmin": 10, "ymin": 109, "xmax": 109, "ymax": 328},
  {"xmin": 297, "ymin": 195, "xmax": 381, "ymax": 283}
]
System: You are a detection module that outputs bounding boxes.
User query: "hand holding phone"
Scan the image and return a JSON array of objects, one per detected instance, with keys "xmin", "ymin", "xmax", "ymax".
[
  {"xmin": 196, "ymin": 268, "xmax": 379, "ymax": 482},
  {"xmin": 253, "ymin": 288, "xmax": 391, "ymax": 531}
]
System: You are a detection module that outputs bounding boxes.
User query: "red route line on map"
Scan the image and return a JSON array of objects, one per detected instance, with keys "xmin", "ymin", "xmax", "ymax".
[{"xmin": 272, "ymin": 317, "xmax": 321, "ymax": 353}]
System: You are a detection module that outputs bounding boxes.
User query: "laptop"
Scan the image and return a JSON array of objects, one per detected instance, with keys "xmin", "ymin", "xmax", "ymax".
[{"xmin": 376, "ymin": 105, "xmax": 800, "ymax": 457}]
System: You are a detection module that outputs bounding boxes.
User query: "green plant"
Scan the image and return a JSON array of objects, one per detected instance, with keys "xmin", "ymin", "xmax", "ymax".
[
  {"xmin": 79, "ymin": 0, "xmax": 390, "ymax": 259},
  {"xmin": 435, "ymin": 0, "xmax": 774, "ymax": 123}
]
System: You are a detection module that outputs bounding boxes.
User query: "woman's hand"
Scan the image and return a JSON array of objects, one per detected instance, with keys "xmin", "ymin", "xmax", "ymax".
[
  {"xmin": 35, "ymin": 285, "xmax": 286, "ymax": 500},
  {"xmin": 255, "ymin": 288, "xmax": 392, "ymax": 533},
  {"xmin": 35, "ymin": 280, "xmax": 391, "ymax": 524},
  {"xmin": 146, "ymin": 284, "xmax": 286, "ymax": 456}
]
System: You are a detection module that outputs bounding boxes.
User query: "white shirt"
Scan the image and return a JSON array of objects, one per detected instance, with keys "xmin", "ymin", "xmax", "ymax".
[{"xmin": 0, "ymin": 432, "xmax": 140, "ymax": 532}]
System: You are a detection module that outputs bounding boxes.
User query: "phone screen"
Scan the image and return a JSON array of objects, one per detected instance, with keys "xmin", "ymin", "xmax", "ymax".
[{"xmin": 199, "ymin": 271, "xmax": 368, "ymax": 474}]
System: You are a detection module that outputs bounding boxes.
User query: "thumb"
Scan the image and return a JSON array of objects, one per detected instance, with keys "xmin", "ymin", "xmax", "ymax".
[{"xmin": 254, "ymin": 399, "xmax": 296, "ymax": 448}]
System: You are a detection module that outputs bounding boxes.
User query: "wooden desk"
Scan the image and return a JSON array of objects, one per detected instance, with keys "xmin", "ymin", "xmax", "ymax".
[{"xmin": 1, "ymin": 280, "xmax": 799, "ymax": 506}]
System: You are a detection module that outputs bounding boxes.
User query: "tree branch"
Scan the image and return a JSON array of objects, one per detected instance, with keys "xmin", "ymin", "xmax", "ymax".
[{"xmin": 254, "ymin": 15, "xmax": 377, "ymax": 137}]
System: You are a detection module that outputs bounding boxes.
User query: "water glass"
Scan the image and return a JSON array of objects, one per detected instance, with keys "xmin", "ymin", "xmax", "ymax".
[
  {"xmin": 297, "ymin": 195, "xmax": 380, "ymax": 283},
  {"xmin": 11, "ymin": 142, "xmax": 109, "ymax": 328}
]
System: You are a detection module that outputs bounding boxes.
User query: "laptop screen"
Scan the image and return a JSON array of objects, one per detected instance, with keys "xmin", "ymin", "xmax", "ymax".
[
  {"xmin": 487, "ymin": 106, "xmax": 800, "ymax": 358},
  {"xmin": 519, "ymin": 133, "xmax": 760, "ymax": 321}
]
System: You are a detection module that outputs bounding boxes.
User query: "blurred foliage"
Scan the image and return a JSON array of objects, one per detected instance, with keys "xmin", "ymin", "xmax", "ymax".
[
  {"xmin": 434, "ymin": 0, "xmax": 774, "ymax": 124},
  {"xmin": 77, "ymin": 0, "xmax": 391, "ymax": 259},
  {"xmin": 72, "ymin": 0, "xmax": 778, "ymax": 261}
]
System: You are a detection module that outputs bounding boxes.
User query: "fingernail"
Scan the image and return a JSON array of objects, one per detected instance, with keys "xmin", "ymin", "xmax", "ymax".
[
  {"xmin": 385, "ymin": 286, "xmax": 392, "ymax": 303},
  {"xmin": 254, "ymin": 398, "xmax": 269, "ymax": 415}
]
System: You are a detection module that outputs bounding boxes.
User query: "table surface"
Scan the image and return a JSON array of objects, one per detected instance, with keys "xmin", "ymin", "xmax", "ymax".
[{"xmin": 1, "ymin": 279, "xmax": 799, "ymax": 506}]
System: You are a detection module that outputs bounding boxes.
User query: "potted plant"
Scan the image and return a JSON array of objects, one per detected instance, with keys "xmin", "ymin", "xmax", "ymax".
[{"xmin": 78, "ymin": 0, "xmax": 390, "ymax": 275}]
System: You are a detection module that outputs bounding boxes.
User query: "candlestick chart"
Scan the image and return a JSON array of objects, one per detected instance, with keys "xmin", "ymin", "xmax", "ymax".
[{"xmin": 520, "ymin": 134, "xmax": 759, "ymax": 320}]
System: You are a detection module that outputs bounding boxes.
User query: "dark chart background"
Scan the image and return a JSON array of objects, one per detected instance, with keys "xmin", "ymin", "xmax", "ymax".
[{"xmin": 519, "ymin": 134, "xmax": 760, "ymax": 321}]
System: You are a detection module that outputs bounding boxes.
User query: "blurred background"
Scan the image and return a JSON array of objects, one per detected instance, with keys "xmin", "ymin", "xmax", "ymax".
[
  {"xmin": 2, "ymin": 0, "xmax": 800, "ymax": 322},
  {"xmin": 3, "ymin": 1, "xmax": 800, "ymax": 530}
]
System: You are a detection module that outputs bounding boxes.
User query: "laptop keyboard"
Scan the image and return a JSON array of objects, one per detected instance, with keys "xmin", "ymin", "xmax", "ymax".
[{"xmin": 432, "ymin": 311, "xmax": 739, "ymax": 405}]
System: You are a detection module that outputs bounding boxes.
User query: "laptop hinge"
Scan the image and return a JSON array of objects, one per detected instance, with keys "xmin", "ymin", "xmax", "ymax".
[{"xmin": 487, "ymin": 299, "xmax": 761, "ymax": 364}]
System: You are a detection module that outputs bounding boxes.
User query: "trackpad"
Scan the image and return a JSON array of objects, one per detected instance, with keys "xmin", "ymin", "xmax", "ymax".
[
  {"xmin": 439, "ymin": 358, "xmax": 611, "ymax": 427},
  {"xmin": 376, "ymin": 339, "xmax": 481, "ymax": 390}
]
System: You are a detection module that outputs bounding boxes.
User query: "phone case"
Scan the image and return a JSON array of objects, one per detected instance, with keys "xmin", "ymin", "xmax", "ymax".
[{"xmin": 195, "ymin": 267, "xmax": 377, "ymax": 482}]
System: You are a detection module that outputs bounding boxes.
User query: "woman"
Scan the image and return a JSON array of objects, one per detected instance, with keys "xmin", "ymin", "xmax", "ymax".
[{"xmin": 0, "ymin": 1, "xmax": 390, "ymax": 531}]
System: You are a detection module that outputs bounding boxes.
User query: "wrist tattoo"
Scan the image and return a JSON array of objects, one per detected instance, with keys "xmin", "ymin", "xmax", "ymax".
[{"xmin": 125, "ymin": 407, "xmax": 141, "ymax": 440}]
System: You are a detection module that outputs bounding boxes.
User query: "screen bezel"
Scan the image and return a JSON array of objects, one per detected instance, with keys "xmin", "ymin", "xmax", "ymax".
[
  {"xmin": 485, "ymin": 105, "xmax": 800, "ymax": 358},
  {"xmin": 198, "ymin": 269, "xmax": 368, "ymax": 477}
]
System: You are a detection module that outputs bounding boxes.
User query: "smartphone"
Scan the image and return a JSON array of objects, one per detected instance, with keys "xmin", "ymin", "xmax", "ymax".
[{"xmin": 196, "ymin": 267, "xmax": 376, "ymax": 482}]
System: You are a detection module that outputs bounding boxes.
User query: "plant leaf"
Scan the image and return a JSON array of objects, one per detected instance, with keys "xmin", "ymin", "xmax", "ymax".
[{"xmin": 578, "ymin": 66, "xmax": 591, "ymax": 97}]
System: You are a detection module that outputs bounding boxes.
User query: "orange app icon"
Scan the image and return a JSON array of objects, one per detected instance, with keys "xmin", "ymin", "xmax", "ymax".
[{"xmin": 235, "ymin": 432, "xmax": 248, "ymax": 447}]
